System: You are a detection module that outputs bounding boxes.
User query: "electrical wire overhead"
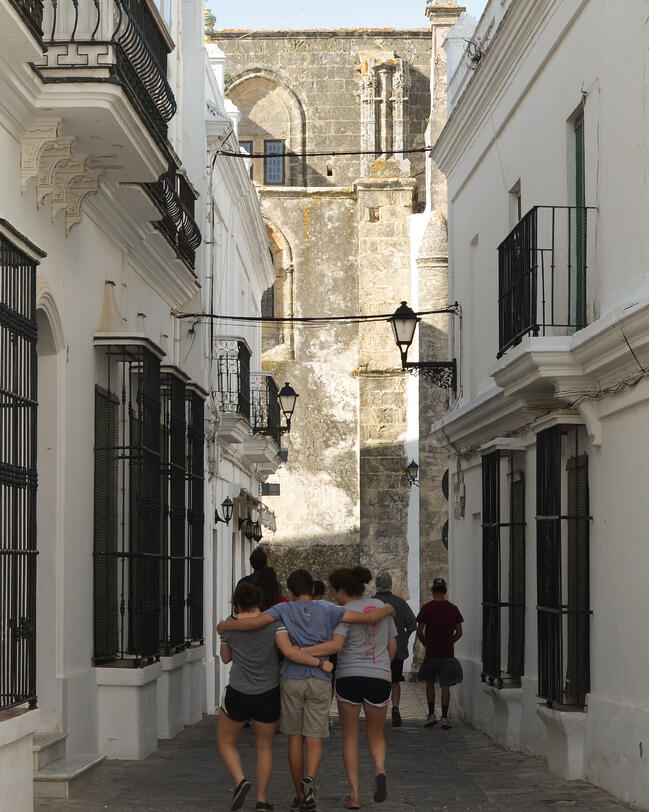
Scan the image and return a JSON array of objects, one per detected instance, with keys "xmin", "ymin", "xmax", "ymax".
[
  {"xmin": 177, "ymin": 306, "xmax": 459, "ymax": 326},
  {"xmin": 218, "ymin": 145, "xmax": 434, "ymax": 159}
]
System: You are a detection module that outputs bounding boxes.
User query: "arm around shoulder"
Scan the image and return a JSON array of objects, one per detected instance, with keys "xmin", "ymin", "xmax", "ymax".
[{"xmin": 343, "ymin": 603, "xmax": 395, "ymax": 624}]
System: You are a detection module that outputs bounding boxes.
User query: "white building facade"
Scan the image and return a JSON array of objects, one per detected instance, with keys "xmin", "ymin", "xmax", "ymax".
[
  {"xmin": 433, "ymin": 0, "xmax": 649, "ymax": 807},
  {"xmin": 203, "ymin": 42, "xmax": 281, "ymax": 711},
  {"xmin": 0, "ymin": 1, "xmax": 277, "ymax": 807}
]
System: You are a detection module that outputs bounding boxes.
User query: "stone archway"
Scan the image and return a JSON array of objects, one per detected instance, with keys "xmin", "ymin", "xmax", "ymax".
[
  {"xmin": 228, "ymin": 69, "xmax": 307, "ymax": 187},
  {"xmin": 262, "ymin": 217, "xmax": 295, "ymax": 359},
  {"xmin": 35, "ymin": 284, "xmax": 65, "ymax": 731}
]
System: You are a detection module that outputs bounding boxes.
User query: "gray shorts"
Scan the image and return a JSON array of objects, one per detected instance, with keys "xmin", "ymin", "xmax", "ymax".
[{"xmin": 417, "ymin": 657, "xmax": 463, "ymax": 687}]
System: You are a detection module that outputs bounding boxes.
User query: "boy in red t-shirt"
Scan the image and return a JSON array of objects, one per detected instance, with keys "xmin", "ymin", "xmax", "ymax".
[{"xmin": 416, "ymin": 578, "xmax": 464, "ymax": 729}]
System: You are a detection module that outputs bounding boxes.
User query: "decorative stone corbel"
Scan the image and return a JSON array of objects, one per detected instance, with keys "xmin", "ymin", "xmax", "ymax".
[{"xmin": 21, "ymin": 119, "xmax": 102, "ymax": 235}]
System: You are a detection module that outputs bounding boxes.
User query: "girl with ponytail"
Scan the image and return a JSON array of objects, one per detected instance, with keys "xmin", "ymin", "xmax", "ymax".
[{"xmin": 302, "ymin": 566, "xmax": 397, "ymax": 808}]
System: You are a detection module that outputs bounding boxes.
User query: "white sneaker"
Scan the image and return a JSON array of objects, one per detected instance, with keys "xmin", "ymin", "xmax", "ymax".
[
  {"xmin": 424, "ymin": 712, "xmax": 437, "ymax": 727},
  {"xmin": 440, "ymin": 716, "xmax": 452, "ymax": 729}
]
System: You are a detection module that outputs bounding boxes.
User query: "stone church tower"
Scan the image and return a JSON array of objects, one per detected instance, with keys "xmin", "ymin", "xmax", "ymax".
[{"xmin": 213, "ymin": 4, "xmax": 462, "ymax": 607}]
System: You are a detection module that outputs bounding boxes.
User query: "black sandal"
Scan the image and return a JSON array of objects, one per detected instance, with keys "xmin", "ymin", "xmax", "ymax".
[{"xmin": 255, "ymin": 803, "xmax": 273, "ymax": 811}]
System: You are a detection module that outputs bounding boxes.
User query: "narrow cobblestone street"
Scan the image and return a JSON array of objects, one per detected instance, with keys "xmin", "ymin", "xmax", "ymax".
[{"xmin": 34, "ymin": 685, "xmax": 631, "ymax": 812}]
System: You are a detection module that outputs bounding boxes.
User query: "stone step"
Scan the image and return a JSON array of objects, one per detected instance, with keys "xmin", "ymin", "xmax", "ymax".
[
  {"xmin": 32, "ymin": 730, "xmax": 67, "ymax": 771},
  {"xmin": 33, "ymin": 753, "xmax": 106, "ymax": 800}
]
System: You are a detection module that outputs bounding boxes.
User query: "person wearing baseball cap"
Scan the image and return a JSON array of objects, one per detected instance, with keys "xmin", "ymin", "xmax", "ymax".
[
  {"xmin": 372, "ymin": 571, "xmax": 417, "ymax": 727},
  {"xmin": 416, "ymin": 577, "xmax": 464, "ymax": 729}
]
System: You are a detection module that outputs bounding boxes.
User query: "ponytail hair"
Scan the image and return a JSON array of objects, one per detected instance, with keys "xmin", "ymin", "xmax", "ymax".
[{"xmin": 328, "ymin": 566, "xmax": 372, "ymax": 597}]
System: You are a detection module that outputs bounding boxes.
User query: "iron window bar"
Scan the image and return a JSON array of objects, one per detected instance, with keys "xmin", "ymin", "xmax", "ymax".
[
  {"xmin": 144, "ymin": 164, "xmax": 201, "ymax": 272},
  {"xmin": 497, "ymin": 205, "xmax": 596, "ymax": 358},
  {"xmin": 250, "ymin": 373, "xmax": 281, "ymax": 447},
  {"xmin": 481, "ymin": 450, "xmax": 526, "ymax": 689},
  {"xmin": 212, "ymin": 339, "xmax": 251, "ymax": 423},
  {"xmin": 0, "ymin": 231, "xmax": 39, "ymax": 711},
  {"xmin": 93, "ymin": 344, "xmax": 163, "ymax": 667},
  {"xmin": 37, "ymin": 0, "xmax": 176, "ymax": 149},
  {"xmin": 185, "ymin": 390, "xmax": 205, "ymax": 645},
  {"xmin": 536, "ymin": 426, "xmax": 591, "ymax": 708},
  {"xmin": 160, "ymin": 371, "xmax": 187, "ymax": 655}
]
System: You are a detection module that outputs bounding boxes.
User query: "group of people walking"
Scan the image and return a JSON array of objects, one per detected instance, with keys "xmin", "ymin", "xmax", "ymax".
[{"xmin": 216, "ymin": 550, "xmax": 464, "ymax": 812}]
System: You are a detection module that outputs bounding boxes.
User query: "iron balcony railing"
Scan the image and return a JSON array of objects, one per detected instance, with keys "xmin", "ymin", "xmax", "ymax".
[
  {"xmin": 212, "ymin": 339, "xmax": 251, "ymax": 423},
  {"xmin": 145, "ymin": 165, "xmax": 201, "ymax": 271},
  {"xmin": 497, "ymin": 206, "xmax": 595, "ymax": 358},
  {"xmin": 250, "ymin": 373, "xmax": 281, "ymax": 447},
  {"xmin": 10, "ymin": 0, "xmax": 44, "ymax": 43},
  {"xmin": 38, "ymin": 0, "xmax": 176, "ymax": 147}
]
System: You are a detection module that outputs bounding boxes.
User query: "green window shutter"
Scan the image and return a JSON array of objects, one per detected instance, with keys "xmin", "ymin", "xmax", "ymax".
[
  {"xmin": 565, "ymin": 454, "xmax": 590, "ymax": 706},
  {"xmin": 575, "ymin": 114, "xmax": 586, "ymax": 330}
]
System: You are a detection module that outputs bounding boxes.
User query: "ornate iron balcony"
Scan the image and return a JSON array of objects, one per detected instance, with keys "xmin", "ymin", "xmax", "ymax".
[
  {"xmin": 35, "ymin": 0, "xmax": 176, "ymax": 148},
  {"xmin": 212, "ymin": 339, "xmax": 251, "ymax": 423},
  {"xmin": 251, "ymin": 373, "xmax": 281, "ymax": 447},
  {"xmin": 145, "ymin": 165, "xmax": 201, "ymax": 270},
  {"xmin": 497, "ymin": 205, "xmax": 595, "ymax": 358},
  {"xmin": 9, "ymin": 0, "xmax": 44, "ymax": 43}
]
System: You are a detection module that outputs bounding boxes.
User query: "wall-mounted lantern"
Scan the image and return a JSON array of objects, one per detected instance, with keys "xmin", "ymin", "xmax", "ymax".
[
  {"xmin": 406, "ymin": 459, "xmax": 419, "ymax": 488},
  {"xmin": 278, "ymin": 382, "xmax": 299, "ymax": 433},
  {"xmin": 215, "ymin": 496, "xmax": 234, "ymax": 525},
  {"xmin": 390, "ymin": 301, "xmax": 457, "ymax": 391}
]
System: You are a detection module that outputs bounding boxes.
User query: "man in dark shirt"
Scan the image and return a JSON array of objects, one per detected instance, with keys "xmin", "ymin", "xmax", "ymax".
[
  {"xmin": 373, "ymin": 570, "xmax": 417, "ymax": 727},
  {"xmin": 416, "ymin": 577, "xmax": 463, "ymax": 729},
  {"xmin": 237, "ymin": 547, "xmax": 267, "ymax": 587}
]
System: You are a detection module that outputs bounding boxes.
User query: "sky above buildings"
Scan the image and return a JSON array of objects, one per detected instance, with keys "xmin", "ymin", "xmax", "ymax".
[{"xmin": 214, "ymin": 0, "xmax": 488, "ymax": 30}]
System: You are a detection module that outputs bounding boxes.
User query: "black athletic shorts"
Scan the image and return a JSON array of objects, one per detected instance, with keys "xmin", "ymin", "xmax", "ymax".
[
  {"xmin": 335, "ymin": 676, "xmax": 391, "ymax": 707},
  {"xmin": 417, "ymin": 657, "xmax": 463, "ymax": 687},
  {"xmin": 390, "ymin": 658, "xmax": 405, "ymax": 683},
  {"xmin": 222, "ymin": 684, "xmax": 281, "ymax": 723}
]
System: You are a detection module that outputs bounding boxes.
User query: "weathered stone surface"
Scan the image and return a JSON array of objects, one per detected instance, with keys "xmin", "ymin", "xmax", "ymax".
[{"xmin": 215, "ymin": 21, "xmax": 458, "ymax": 607}]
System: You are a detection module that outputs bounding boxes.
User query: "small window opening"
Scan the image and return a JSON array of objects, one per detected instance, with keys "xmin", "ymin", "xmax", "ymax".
[{"xmin": 368, "ymin": 207, "xmax": 380, "ymax": 223}]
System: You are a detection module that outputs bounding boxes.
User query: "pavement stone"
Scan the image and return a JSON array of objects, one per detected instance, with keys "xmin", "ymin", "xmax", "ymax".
[{"xmin": 34, "ymin": 684, "xmax": 633, "ymax": 812}]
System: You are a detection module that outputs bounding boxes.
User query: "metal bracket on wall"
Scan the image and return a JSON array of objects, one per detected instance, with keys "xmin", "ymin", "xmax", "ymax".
[{"xmin": 404, "ymin": 359, "xmax": 457, "ymax": 391}]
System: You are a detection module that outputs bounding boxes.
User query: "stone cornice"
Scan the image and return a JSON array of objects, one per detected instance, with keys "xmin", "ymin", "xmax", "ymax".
[
  {"xmin": 425, "ymin": 5, "xmax": 466, "ymax": 26},
  {"xmin": 432, "ymin": 0, "xmax": 587, "ymax": 181},
  {"xmin": 259, "ymin": 186, "xmax": 356, "ymax": 199}
]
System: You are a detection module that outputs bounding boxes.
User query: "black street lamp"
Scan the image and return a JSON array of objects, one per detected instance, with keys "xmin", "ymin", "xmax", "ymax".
[
  {"xmin": 278, "ymin": 382, "xmax": 299, "ymax": 433},
  {"xmin": 390, "ymin": 301, "xmax": 457, "ymax": 391},
  {"xmin": 215, "ymin": 496, "xmax": 234, "ymax": 525},
  {"xmin": 406, "ymin": 459, "xmax": 419, "ymax": 487}
]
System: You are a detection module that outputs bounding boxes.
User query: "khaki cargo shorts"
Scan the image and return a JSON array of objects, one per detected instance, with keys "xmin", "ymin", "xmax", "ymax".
[{"xmin": 280, "ymin": 676, "xmax": 331, "ymax": 738}]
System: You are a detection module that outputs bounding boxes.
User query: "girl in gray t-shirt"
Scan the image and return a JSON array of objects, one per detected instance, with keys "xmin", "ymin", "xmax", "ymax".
[
  {"xmin": 218, "ymin": 581, "xmax": 333, "ymax": 811},
  {"xmin": 304, "ymin": 567, "xmax": 397, "ymax": 809}
]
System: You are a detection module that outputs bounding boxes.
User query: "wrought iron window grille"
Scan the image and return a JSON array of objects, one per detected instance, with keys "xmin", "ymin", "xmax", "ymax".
[
  {"xmin": 160, "ymin": 371, "xmax": 187, "ymax": 655},
  {"xmin": 37, "ymin": 0, "xmax": 176, "ymax": 148},
  {"xmin": 144, "ymin": 165, "xmax": 201, "ymax": 271},
  {"xmin": 93, "ymin": 344, "xmax": 163, "ymax": 667},
  {"xmin": 481, "ymin": 450, "xmax": 526, "ymax": 689},
  {"xmin": 536, "ymin": 426, "xmax": 591, "ymax": 708},
  {"xmin": 497, "ymin": 206, "xmax": 596, "ymax": 358},
  {"xmin": 0, "ymin": 232, "xmax": 39, "ymax": 710},
  {"xmin": 185, "ymin": 390, "xmax": 205, "ymax": 646},
  {"xmin": 212, "ymin": 339, "xmax": 251, "ymax": 423},
  {"xmin": 250, "ymin": 373, "xmax": 281, "ymax": 446}
]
